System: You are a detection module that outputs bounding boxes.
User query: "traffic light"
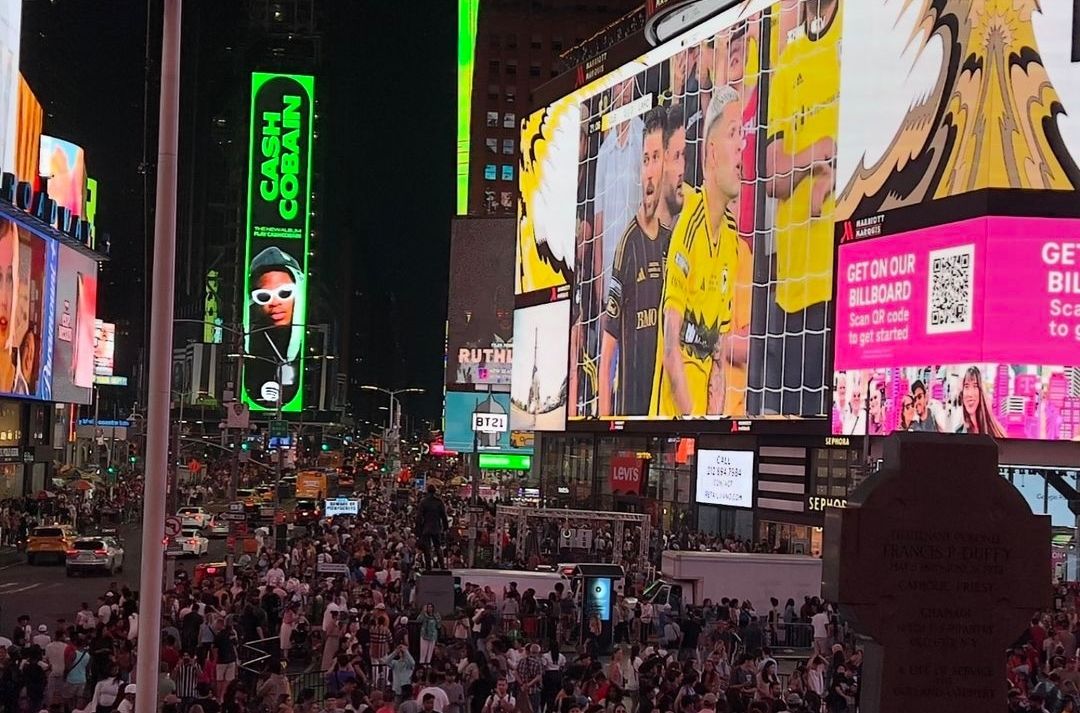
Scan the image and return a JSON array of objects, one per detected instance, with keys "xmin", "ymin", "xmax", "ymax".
[
  {"xmin": 107, "ymin": 465, "xmax": 117, "ymax": 475},
  {"xmin": 129, "ymin": 455, "xmax": 137, "ymax": 464},
  {"xmin": 241, "ymin": 441, "xmax": 251, "ymax": 452},
  {"xmin": 321, "ymin": 442, "xmax": 330, "ymax": 452}
]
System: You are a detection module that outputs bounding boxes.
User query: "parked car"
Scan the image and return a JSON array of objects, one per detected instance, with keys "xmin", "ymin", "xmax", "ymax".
[
  {"xmin": 206, "ymin": 516, "xmax": 230, "ymax": 538},
  {"xmin": 66, "ymin": 537, "xmax": 125, "ymax": 576},
  {"xmin": 27, "ymin": 525, "xmax": 78, "ymax": 565},
  {"xmin": 177, "ymin": 506, "xmax": 211, "ymax": 530},
  {"xmin": 178, "ymin": 528, "xmax": 209, "ymax": 557}
]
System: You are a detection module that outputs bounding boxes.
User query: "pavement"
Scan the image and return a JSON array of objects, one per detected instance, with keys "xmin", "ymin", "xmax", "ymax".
[{"xmin": 0, "ymin": 523, "xmax": 228, "ymax": 635}]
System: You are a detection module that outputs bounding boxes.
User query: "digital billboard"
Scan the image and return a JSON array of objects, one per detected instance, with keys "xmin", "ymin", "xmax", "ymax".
[
  {"xmin": 93, "ymin": 320, "xmax": 115, "ymax": 377},
  {"xmin": 0, "ymin": 218, "xmax": 56, "ymax": 400},
  {"xmin": 444, "ymin": 390, "xmax": 534, "ymax": 454},
  {"xmin": 0, "ymin": 4, "xmax": 19, "ymax": 174},
  {"xmin": 446, "ymin": 219, "xmax": 514, "ymax": 386},
  {"xmin": 696, "ymin": 449, "xmax": 754, "ymax": 508},
  {"xmin": 510, "ymin": 300, "xmax": 569, "ymax": 431},
  {"xmin": 51, "ymin": 245, "xmax": 97, "ymax": 404},
  {"xmin": 834, "ymin": 215, "xmax": 1080, "ymax": 439},
  {"xmin": 456, "ymin": 0, "xmax": 480, "ymax": 215},
  {"xmin": 241, "ymin": 72, "xmax": 314, "ymax": 413},
  {"xmin": 39, "ymin": 136, "xmax": 86, "ymax": 218},
  {"xmin": 14, "ymin": 76, "xmax": 40, "ymax": 186},
  {"xmin": 835, "ymin": 1, "xmax": 1080, "ymax": 222},
  {"xmin": 518, "ymin": 0, "xmax": 839, "ymax": 424}
]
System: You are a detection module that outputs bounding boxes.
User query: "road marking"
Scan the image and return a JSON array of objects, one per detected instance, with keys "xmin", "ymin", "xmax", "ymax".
[{"xmin": 0, "ymin": 583, "xmax": 40, "ymax": 594}]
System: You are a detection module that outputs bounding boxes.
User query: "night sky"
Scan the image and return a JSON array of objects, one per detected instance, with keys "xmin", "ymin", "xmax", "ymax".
[{"xmin": 19, "ymin": 1, "xmax": 456, "ymax": 424}]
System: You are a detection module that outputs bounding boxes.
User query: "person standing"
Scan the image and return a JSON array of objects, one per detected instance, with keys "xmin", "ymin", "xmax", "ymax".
[
  {"xmin": 416, "ymin": 484, "xmax": 450, "ymax": 569},
  {"xmin": 418, "ymin": 603, "xmax": 442, "ymax": 665}
]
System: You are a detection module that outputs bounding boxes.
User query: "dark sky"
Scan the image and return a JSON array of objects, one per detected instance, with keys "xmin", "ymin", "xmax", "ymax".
[{"xmin": 19, "ymin": 0, "xmax": 456, "ymax": 424}]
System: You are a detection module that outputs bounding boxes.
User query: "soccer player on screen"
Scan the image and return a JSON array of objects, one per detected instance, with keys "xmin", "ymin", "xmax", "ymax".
[
  {"xmin": 599, "ymin": 107, "xmax": 673, "ymax": 417},
  {"xmin": 761, "ymin": 0, "xmax": 840, "ymax": 416},
  {"xmin": 657, "ymin": 104, "xmax": 687, "ymax": 231},
  {"xmin": 651, "ymin": 87, "xmax": 742, "ymax": 418}
]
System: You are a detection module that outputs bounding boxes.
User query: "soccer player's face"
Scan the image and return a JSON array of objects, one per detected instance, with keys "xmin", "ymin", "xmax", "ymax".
[
  {"xmin": 708, "ymin": 101, "xmax": 743, "ymax": 201},
  {"xmin": 254, "ymin": 270, "xmax": 295, "ymax": 327},
  {"xmin": 727, "ymin": 35, "xmax": 746, "ymax": 85},
  {"xmin": 663, "ymin": 127, "xmax": 686, "ymax": 214},
  {"xmin": 641, "ymin": 128, "xmax": 664, "ymax": 219},
  {"xmin": 671, "ymin": 53, "xmax": 687, "ymax": 95}
]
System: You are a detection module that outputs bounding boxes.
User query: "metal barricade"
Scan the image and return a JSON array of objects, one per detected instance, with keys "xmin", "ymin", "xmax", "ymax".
[
  {"xmin": 288, "ymin": 669, "xmax": 327, "ymax": 702},
  {"xmin": 769, "ymin": 622, "xmax": 815, "ymax": 652}
]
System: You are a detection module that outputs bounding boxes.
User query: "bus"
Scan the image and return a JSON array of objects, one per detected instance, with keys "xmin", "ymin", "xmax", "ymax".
[{"xmin": 296, "ymin": 470, "xmax": 329, "ymax": 499}]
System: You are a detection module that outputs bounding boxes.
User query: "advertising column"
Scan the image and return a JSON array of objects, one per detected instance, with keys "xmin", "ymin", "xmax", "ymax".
[{"xmin": 242, "ymin": 72, "xmax": 314, "ymax": 413}]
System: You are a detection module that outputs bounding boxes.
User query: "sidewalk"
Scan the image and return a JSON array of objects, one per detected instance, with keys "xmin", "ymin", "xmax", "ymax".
[{"xmin": 0, "ymin": 547, "xmax": 21, "ymax": 567}]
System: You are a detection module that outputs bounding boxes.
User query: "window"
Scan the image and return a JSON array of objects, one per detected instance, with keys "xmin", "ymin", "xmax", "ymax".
[
  {"xmin": 506, "ymin": 33, "xmax": 518, "ymax": 49},
  {"xmin": 505, "ymin": 86, "xmax": 516, "ymax": 105},
  {"xmin": 552, "ymin": 36, "xmax": 563, "ymax": 52},
  {"xmin": 530, "ymin": 34, "xmax": 542, "ymax": 50},
  {"xmin": 488, "ymin": 59, "xmax": 500, "ymax": 74},
  {"xmin": 506, "ymin": 60, "xmax": 517, "ymax": 76},
  {"xmin": 486, "ymin": 138, "xmax": 498, "ymax": 154},
  {"xmin": 487, "ymin": 34, "xmax": 500, "ymax": 49},
  {"xmin": 503, "ymin": 112, "xmax": 516, "ymax": 129},
  {"xmin": 484, "ymin": 164, "xmax": 497, "ymax": 180},
  {"xmin": 486, "ymin": 84, "xmax": 499, "ymax": 101},
  {"xmin": 502, "ymin": 139, "xmax": 515, "ymax": 155},
  {"xmin": 501, "ymin": 164, "xmax": 514, "ymax": 181},
  {"xmin": 483, "ymin": 189, "xmax": 497, "ymax": 214},
  {"xmin": 500, "ymin": 191, "xmax": 514, "ymax": 210},
  {"xmin": 529, "ymin": 63, "xmax": 542, "ymax": 78},
  {"xmin": 486, "ymin": 112, "xmax": 499, "ymax": 128}
]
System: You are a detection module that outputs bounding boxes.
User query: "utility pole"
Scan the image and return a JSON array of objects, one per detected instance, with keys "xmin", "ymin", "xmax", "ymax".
[{"xmin": 135, "ymin": 2, "xmax": 181, "ymax": 712}]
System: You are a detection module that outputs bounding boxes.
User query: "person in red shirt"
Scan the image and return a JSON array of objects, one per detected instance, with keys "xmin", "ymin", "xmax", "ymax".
[{"xmin": 161, "ymin": 634, "xmax": 181, "ymax": 670}]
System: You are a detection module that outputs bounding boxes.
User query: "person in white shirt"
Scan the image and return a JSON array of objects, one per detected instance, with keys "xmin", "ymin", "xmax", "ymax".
[
  {"xmin": 32, "ymin": 624, "xmax": 51, "ymax": 649},
  {"xmin": 116, "ymin": 684, "xmax": 137, "ymax": 713},
  {"xmin": 810, "ymin": 609, "xmax": 830, "ymax": 655},
  {"xmin": 75, "ymin": 604, "xmax": 97, "ymax": 633},
  {"xmin": 44, "ymin": 632, "xmax": 68, "ymax": 707},
  {"xmin": 96, "ymin": 599, "xmax": 113, "ymax": 626},
  {"xmin": 265, "ymin": 562, "xmax": 286, "ymax": 588},
  {"xmin": 416, "ymin": 671, "xmax": 451, "ymax": 713}
]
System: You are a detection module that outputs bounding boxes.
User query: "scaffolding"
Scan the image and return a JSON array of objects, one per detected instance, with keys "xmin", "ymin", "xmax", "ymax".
[{"xmin": 493, "ymin": 505, "xmax": 650, "ymax": 569}]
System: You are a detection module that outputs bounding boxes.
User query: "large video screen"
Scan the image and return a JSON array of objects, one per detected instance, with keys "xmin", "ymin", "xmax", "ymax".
[
  {"xmin": 446, "ymin": 219, "xmax": 514, "ymax": 387},
  {"xmin": 519, "ymin": 0, "xmax": 839, "ymax": 423},
  {"xmin": 241, "ymin": 73, "xmax": 314, "ymax": 413},
  {"xmin": 0, "ymin": 218, "xmax": 56, "ymax": 400},
  {"xmin": 51, "ymin": 245, "xmax": 96, "ymax": 404},
  {"xmin": 835, "ymin": 1, "xmax": 1080, "ymax": 222},
  {"xmin": 834, "ymin": 216, "xmax": 1080, "ymax": 439},
  {"xmin": 39, "ymin": 135, "xmax": 86, "ymax": 218},
  {"xmin": 510, "ymin": 300, "xmax": 569, "ymax": 431},
  {"xmin": 444, "ymin": 390, "xmax": 534, "ymax": 454}
]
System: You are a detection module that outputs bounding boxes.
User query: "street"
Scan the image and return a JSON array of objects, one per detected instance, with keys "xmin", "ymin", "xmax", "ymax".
[{"xmin": 0, "ymin": 524, "xmax": 228, "ymax": 635}]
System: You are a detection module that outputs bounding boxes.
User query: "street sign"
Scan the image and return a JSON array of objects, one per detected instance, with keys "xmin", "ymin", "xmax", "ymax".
[
  {"xmin": 471, "ymin": 412, "xmax": 508, "ymax": 434},
  {"xmin": 259, "ymin": 506, "xmax": 276, "ymax": 519},
  {"xmin": 269, "ymin": 420, "xmax": 288, "ymax": 438},
  {"xmin": 317, "ymin": 562, "xmax": 350, "ymax": 574},
  {"xmin": 164, "ymin": 516, "xmax": 182, "ymax": 538},
  {"xmin": 228, "ymin": 502, "xmax": 245, "ymax": 513},
  {"xmin": 324, "ymin": 498, "xmax": 360, "ymax": 516},
  {"xmin": 220, "ymin": 512, "xmax": 247, "ymax": 522}
]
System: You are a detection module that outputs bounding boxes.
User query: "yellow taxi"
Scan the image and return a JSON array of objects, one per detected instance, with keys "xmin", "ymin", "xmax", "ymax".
[
  {"xmin": 255, "ymin": 485, "xmax": 275, "ymax": 503},
  {"xmin": 27, "ymin": 524, "xmax": 78, "ymax": 565}
]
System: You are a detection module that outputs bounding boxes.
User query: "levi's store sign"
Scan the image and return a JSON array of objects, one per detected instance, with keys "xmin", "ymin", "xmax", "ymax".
[{"xmin": 610, "ymin": 456, "xmax": 644, "ymax": 495}]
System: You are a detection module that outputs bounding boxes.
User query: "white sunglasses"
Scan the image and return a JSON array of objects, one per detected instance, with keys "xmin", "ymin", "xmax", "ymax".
[{"xmin": 251, "ymin": 285, "xmax": 295, "ymax": 305}]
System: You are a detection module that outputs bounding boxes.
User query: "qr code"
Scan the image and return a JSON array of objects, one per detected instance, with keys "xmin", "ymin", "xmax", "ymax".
[{"xmin": 926, "ymin": 244, "xmax": 975, "ymax": 335}]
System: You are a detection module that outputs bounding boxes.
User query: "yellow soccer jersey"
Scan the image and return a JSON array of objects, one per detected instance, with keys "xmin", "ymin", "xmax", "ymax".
[
  {"xmin": 651, "ymin": 187, "xmax": 738, "ymax": 418},
  {"xmin": 767, "ymin": 11, "xmax": 840, "ymax": 314}
]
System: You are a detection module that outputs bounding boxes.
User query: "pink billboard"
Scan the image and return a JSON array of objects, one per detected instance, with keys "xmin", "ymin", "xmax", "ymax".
[
  {"xmin": 834, "ymin": 216, "xmax": 1080, "ymax": 441},
  {"xmin": 836, "ymin": 216, "xmax": 1080, "ymax": 368}
]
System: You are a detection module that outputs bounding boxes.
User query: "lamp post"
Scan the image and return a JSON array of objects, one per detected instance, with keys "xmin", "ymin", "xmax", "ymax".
[{"xmin": 359, "ymin": 385, "xmax": 423, "ymax": 494}]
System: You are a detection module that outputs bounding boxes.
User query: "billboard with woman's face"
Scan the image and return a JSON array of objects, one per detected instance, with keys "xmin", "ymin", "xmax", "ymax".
[
  {"xmin": 0, "ymin": 218, "xmax": 56, "ymax": 400},
  {"xmin": 241, "ymin": 73, "xmax": 314, "ymax": 413}
]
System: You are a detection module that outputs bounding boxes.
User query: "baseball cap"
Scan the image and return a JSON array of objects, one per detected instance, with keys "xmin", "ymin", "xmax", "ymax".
[
  {"xmin": 124, "ymin": 684, "xmax": 137, "ymax": 695},
  {"xmin": 702, "ymin": 693, "xmax": 717, "ymax": 706},
  {"xmin": 37, "ymin": 625, "xmax": 47, "ymax": 633},
  {"xmin": 375, "ymin": 603, "xmax": 386, "ymax": 609}
]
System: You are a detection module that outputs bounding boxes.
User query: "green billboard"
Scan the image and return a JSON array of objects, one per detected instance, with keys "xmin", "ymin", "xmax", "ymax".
[{"xmin": 242, "ymin": 72, "xmax": 314, "ymax": 413}]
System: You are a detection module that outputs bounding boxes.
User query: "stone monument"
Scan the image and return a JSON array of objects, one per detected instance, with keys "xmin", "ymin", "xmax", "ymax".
[{"xmin": 824, "ymin": 433, "xmax": 1049, "ymax": 712}]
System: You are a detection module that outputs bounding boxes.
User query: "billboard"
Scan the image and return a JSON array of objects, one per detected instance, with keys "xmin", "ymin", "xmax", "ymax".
[
  {"xmin": 39, "ymin": 136, "xmax": 86, "ymax": 218},
  {"xmin": 834, "ymin": 215, "xmax": 1080, "ymax": 440},
  {"xmin": 0, "ymin": 218, "xmax": 56, "ymax": 400},
  {"xmin": 93, "ymin": 320, "xmax": 115, "ymax": 377},
  {"xmin": 84, "ymin": 177, "xmax": 98, "ymax": 249},
  {"xmin": 696, "ymin": 449, "xmax": 754, "ymax": 508},
  {"xmin": 456, "ymin": 0, "xmax": 480, "ymax": 215},
  {"xmin": 0, "ymin": 5, "xmax": 18, "ymax": 174},
  {"xmin": 241, "ymin": 73, "xmax": 314, "ymax": 413},
  {"xmin": 14, "ymin": 76, "xmax": 41, "ymax": 186},
  {"xmin": 444, "ymin": 390, "xmax": 534, "ymax": 454},
  {"xmin": 518, "ymin": 0, "xmax": 839, "ymax": 424},
  {"xmin": 51, "ymin": 245, "xmax": 97, "ymax": 404},
  {"xmin": 835, "ymin": 1, "xmax": 1080, "ymax": 222},
  {"xmin": 510, "ymin": 300, "xmax": 569, "ymax": 431},
  {"xmin": 446, "ymin": 219, "xmax": 514, "ymax": 386}
]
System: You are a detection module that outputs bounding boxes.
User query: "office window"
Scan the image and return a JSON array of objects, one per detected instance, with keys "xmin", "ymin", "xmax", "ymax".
[
  {"xmin": 503, "ymin": 112, "xmax": 516, "ymax": 129},
  {"xmin": 500, "ymin": 191, "xmax": 514, "ymax": 210},
  {"xmin": 486, "ymin": 138, "xmax": 498, "ymax": 154},
  {"xmin": 529, "ymin": 63, "xmax": 542, "ymax": 78},
  {"xmin": 552, "ymin": 36, "xmax": 563, "ymax": 52},
  {"xmin": 530, "ymin": 34, "xmax": 542, "ymax": 50},
  {"xmin": 506, "ymin": 33, "xmax": 518, "ymax": 49},
  {"xmin": 505, "ymin": 86, "xmax": 516, "ymax": 105},
  {"xmin": 488, "ymin": 59, "xmax": 500, "ymax": 74},
  {"xmin": 487, "ymin": 84, "xmax": 499, "ymax": 101},
  {"xmin": 501, "ymin": 164, "xmax": 514, "ymax": 181},
  {"xmin": 484, "ymin": 164, "xmax": 497, "ymax": 181},
  {"xmin": 506, "ymin": 60, "xmax": 517, "ymax": 76},
  {"xmin": 502, "ymin": 139, "xmax": 515, "ymax": 155},
  {"xmin": 486, "ymin": 111, "xmax": 499, "ymax": 128}
]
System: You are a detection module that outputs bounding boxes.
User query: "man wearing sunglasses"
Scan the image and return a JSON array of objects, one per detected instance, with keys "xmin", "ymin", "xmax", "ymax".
[{"xmin": 246, "ymin": 246, "xmax": 305, "ymax": 406}]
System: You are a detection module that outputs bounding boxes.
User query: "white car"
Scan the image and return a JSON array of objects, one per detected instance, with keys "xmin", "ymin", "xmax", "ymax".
[
  {"xmin": 66, "ymin": 537, "xmax": 125, "ymax": 576},
  {"xmin": 177, "ymin": 506, "xmax": 211, "ymax": 530},
  {"xmin": 178, "ymin": 528, "xmax": 209, "ymax": 557},
  {"xmin": 206, "ymin": 515, "xmax": 230, "ymax": 538}
]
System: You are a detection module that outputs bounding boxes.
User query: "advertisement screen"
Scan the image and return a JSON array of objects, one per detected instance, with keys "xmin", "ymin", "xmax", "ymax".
[
  {"xmin": 93, "ymin": 320, "xmax": 115, "ymax": 377},
  {"xmin": 15, "ymin": 76, "xmax": 41, "ymax": 186},
  {"xmin": 446, "ymin": 219, "xmax": 514, "ymax": 386},
  {"xmin": 510, "ymin": 300, "xmax": 569, "ymax": 431},
  {"xmin": 519, "ymin": 0, "xmax": 839, "ymax": 423},
  {"xmin": 444, "ymin": 390, "xmax": 534, "ymax": 454},
  {"xmin": 0, "ymin": 219, "xmax": 56, "ymax": 400},
  {"xmin": 51, "ymin": 245, "xmax": 97, "ymax": 404},
  {"xmin": 834, "ymin": 216, "xmax": 1080, "ymax": 440},
  {"xmin": 1001, "ymin": 465, "xmax": 1080, "ymax": 530},
  {"xmin": 835, "ymin": 2, "xmax": 1080, "ymax": 222},
  {"xmin": 39, "ymin": 135, "xmax": 86, "ymax": 218},
  {"xmin": 0, "ymin": 4, "xmax": 18, "ymax": 174},
  {"xmin": 241, "ymin": 73, "xmax": 314, "ymax": 413},
  {"xmin": 696, "ymin": 449, "xmax": 754, "ymax": 508}
]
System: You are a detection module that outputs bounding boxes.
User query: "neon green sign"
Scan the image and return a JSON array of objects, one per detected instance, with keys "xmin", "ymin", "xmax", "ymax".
[
  {"xmin": 478, "ymin": 453, "xmax": 532, "ymax": 470},
  {"xmin": 242, "ymin": 72, "xmax": 315, "ymax": 413},
  {"xmin": 456, "ymin": 0, "xmax": 480, "ymax": 215}
]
